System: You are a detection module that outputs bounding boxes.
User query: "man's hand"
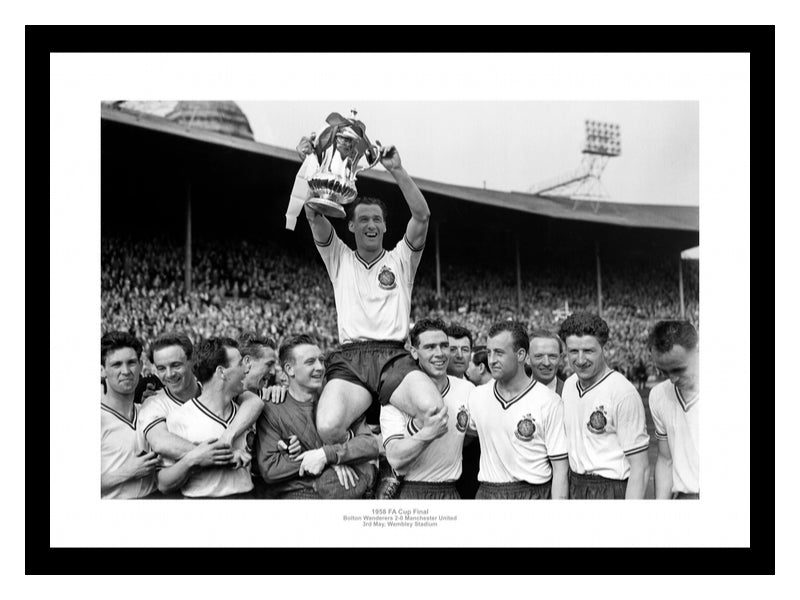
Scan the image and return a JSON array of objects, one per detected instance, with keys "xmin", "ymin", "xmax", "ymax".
[
  {"xmin": 332, "ymin": 464, "xmax": 359, "ymax": 490},
  {"xmin": 187, "ymin": 439, "xmax": 234, "ymax": 467},
  {"xmin": 229, "ymin": 448, "xmax": 252, "ymax": 470},
  {"xmin": 296, "ymin": 448, "xmax": 328, "ymax": 477},
  {"xmin": 217, "ymin": 430, "xmax": 235, "ymax": 447},
  {"xmin": 377, "ymin": 142, "xmax": 402, "ymax": 172},
  {"xmin": 414, "ymin": 405, "xmax": 449, "ymax": 442},
  {"xmin": 264, "ymin": 385, "xmax": 288, "ymax": 404},
  {"xmin": 129, "ymin": 451, "xmax": 160, "ymax": 479},
  {"xmin": 277, "ymin": 434, "xmax": 303, "ymax": 459},
  {"xmin": 140, "ymin": 383, "xmax": 159, "ymax": 402},
  {"xmin": 296, "ymin": 133, "xmax": 316, "ymax": 159}
]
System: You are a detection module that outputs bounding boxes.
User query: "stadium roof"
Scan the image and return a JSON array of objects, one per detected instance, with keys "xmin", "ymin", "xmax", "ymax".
[{"xmin": 101, "ymin": 105, "xmax": 698, "ymax": 233}]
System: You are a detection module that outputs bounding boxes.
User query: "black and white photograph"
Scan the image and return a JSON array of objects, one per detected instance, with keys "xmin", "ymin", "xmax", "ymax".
[
  {"xmin": 98, "ymin": 99, "xmax": 699, "ymax": 504},
  {"xmin": 40, "ymin": 35, "xmax": 772, "ymax": 576}
]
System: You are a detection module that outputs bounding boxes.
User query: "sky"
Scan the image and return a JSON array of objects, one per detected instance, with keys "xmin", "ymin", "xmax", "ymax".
[{"xmin": 238, "ymin": 101, "xmax": 699, "ymax": 207}]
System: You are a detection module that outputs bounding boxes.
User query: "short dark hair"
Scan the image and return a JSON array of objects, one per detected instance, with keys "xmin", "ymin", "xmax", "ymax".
[
  {"xmin": 446, "ymin": 322, "xmax": 474, "ymax": 348},
  {"xmin": 529, "ymin": 328, "xmax": 564, "ymax": 353},
  {"xmin": 471, "ymin": 345, "xmax": 489, "ymax": 370},
  {"xmin": 488, "ymin": 321, "xmax": 530, "ymax": 354},
  {"xmin": 148, "ymin": 332, "xmax": 194, "ymax": 364},
  {"xmin": 101, "ymin": 331, "xmax": 143, "ymax": 365},
  {"xmin": 648, "ymin": 320, "xmax": 698, "ymax": 353},
  {"xmin": 558, "ymin": 313, "xmax": 610, "ymax": 347},
  {"xmin": 346, "ymin": 196, "xmax": 388, "ymax": 224},
  {"xmin": 193, "ymin": 337, "xmax": 239, "ymax": 384},
  {"xmin": 238, "ymin": 331, "xmax": 277, "ymax": 359},
  {"xmin": 278, "ymin": 334, "xmax": 319, "ymax": 369},
  {"xmin": 410, "ymin": 318, "xmax": 448, "ymax": 347}
]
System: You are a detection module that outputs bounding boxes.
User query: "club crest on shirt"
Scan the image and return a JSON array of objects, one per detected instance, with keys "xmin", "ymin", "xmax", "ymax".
[
  {"xmin": 378, "ymin": 265, "xmax": 397, "ymax": 290},
  {"xmin": 587, "ymin": 405, "xmax": 608, "ymax": 434},
  {"xmin": 456, "ymin": 405, "xmax": 469, "ymax": 432},
  {"xmin": 514, "ymin": 414, "xmax": 536, "ymax": 441},
  {"xmin": 245, "ymin": 429, "xmax": 256, "ymax": 452}
]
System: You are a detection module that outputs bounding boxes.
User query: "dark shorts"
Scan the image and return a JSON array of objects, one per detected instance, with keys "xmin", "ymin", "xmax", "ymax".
[
  {"xmin": 313, "ymin": 463, "xmax": 377, "ymax": 499},
  {"xmin": 183, "ymin": 489, "xmax": 256, "ymax": 499},
  {"xmin": 673, "ymin": 491, "xmax": 700, "ymax": 500},
  {"xmin": 399, "ymin": 481, "xmax": 461, "ymax": 500},
  {"xmin": 141, "ymin": 490, "xmax": 183, "ymax": 500},
  {"xmin": 568, "ymin": 469, "xmax": 627, "ymax": 499},
  {"xmin": 476, "ymin": 480, "xmax": 552, "ymax": 500},
  {"xmin": 325, "ymin": 341, "xmax": 420, "ymax": 422},
  {"xmin": 281, "ymin": 487, "xmax": 320, "ymax": 500}
]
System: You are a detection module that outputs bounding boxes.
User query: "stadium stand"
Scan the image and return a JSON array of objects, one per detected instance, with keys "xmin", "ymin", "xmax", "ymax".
[{"xmin": 101, "ymin": 236, "xmax": 698, "ymax": 380}]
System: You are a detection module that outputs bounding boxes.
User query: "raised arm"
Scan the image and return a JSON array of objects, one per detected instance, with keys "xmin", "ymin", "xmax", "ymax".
[
  {"xmin": 296, "ymin": 133, "xmax": 334, "ymax": 244},
  {"xmin": 304, "ymin": 204, "xmax": 334, "ymax": 245},
  {"xmin": 380, "ymin": 145, "xmax": 430, "ymax": 250}
]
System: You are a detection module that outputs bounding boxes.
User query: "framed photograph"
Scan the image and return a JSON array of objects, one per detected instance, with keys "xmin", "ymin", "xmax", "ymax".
[{"xmin": 38, "ymin": 24, "xmax": 772, "ymax": 577}]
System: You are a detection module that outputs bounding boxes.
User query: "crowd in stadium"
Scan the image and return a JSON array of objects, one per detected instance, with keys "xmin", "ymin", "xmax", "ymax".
[{"xmin": 101, "ymin": 235, "xmax": 698, "ymax": 383}]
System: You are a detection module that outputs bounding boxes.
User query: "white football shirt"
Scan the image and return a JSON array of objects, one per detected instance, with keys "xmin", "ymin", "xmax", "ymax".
[
  {"xmin": 316, "ymin": 229, "xmax": 423, "ymax": 343},
  {"xmin": 380, "ymin": 375, "xmax": 473, "ymax": 482},
  {"xmin": 139, "ymin": 386, "xmax": 186, "ymax": 442},
  {"xmin": 101, "ymin": 403, "xmax": 157, "ymax": 499},
  {"xmin": 166, "ymin": 397, "xmax": 253, "ymax": 498},
  {"xmin": 139, "ymin": 382, "xmax": 202, "ymax": 442},
  {"xmin": 562, "ymin": 370, "xmax": 650, "ymax": 480},
  {"xmin": 468, "ymin": 378, "xmax": 568, "ymax": 485},
  {"xmin": 649, "ymin": 380, "xmax": 699, "ymax": 494}
]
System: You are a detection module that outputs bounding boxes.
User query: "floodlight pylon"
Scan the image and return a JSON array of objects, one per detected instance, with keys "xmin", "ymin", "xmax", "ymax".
[{"xmin": 526, "ymin": 119, "xmax": 621, "ymax": 204}]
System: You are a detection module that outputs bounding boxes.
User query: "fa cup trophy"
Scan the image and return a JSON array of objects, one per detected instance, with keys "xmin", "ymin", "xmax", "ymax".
[{"xmin": 303, "ymin": 111, "xmax": 382, "ymax": 219}]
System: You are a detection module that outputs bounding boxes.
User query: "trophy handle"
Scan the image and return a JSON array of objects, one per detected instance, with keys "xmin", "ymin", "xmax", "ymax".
[{"xmin": 354, "ymin": 140, "xmax": 382, "ymax": 175}]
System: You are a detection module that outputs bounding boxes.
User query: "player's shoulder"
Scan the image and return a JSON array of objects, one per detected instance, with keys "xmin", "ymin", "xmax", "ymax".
[
  {"xmin": 100, "ymin": 404, "xmax": 117, "ymax": 425},
  {"xmin": 648, "ymin": 379, "xmax": 672, "ymax": 406},
  {"xmin": 448, "ymin": 375, "xmax": 475, "ymax": 392},
  {"xmin": 608, "ymin": 370, "xmax": 639, "ymax": 396},
  {"xmin": 533, "ymin": 380, "xmax": 562, "ymax": 406},
  {"xmin": 262, "ymin": 393, "xmax": 300, "ymax": 419},
  {"xmin": 235, "ymin": 389, "xmax": 260, "ymax": 405},
  {"xmin": 169, "ymin": 396, "xmax": 197, "ymax": 421},
  {"xmin": 470, "ymin": 379, "xmax": 494, "ymax": 396},
  {"xmin": 561, "ymin": 373, "xmax": 580, "ymax": 396},
  {"xmin": 140, "ymin": 388, "xmax": 169, "ymax": 410}
]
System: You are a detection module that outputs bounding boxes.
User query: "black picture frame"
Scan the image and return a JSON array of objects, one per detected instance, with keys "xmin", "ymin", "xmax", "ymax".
[{"xmin": 36, "ymin": 24, "xmax": 773, "ymax": 576}]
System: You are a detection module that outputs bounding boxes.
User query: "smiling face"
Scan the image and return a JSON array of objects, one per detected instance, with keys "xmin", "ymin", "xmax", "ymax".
[
  {"xmin": 348, "ymin": 203, "xmax": 386, "ymax": 253},
  {"xmin": 652, "ymin": 344, "xmax": 699, "ymax": 394},
  {"xmin": 218, "ymin": 347, "xmax": 243, "ymax": 396},
  {"xmin": 102, "ymin": 347, "xmax": 142, "ymax": 396},
  {"xmin": 243, "ymin": 347, "xmax": 277, "ymax": 392},
  {"xmin": 447, "ymin": 336, "xmax": 472, "ymax": 378},
  {"xmin": 565, "ymin": 335, "xmax": 607, "ymax": 386},
  {"xmin": 286, "ymin": 344, "xmax": 325, "ymax": 393},
  {"xmin": 412, "ymin": 329, "xmax": 450, "ymax": 380},
  {"xmin": 529, "ymin": 337, "xmax": 561, "ymax": 385},
  {"xmin": 152, "ymin": 345, "xmax": 194, "ymax": 396}
]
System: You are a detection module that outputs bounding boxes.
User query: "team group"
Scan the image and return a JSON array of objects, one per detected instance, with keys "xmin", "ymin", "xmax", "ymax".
[{"xmin": 101, "ymin": 135, "xmax": 699, "ymax": 500}]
